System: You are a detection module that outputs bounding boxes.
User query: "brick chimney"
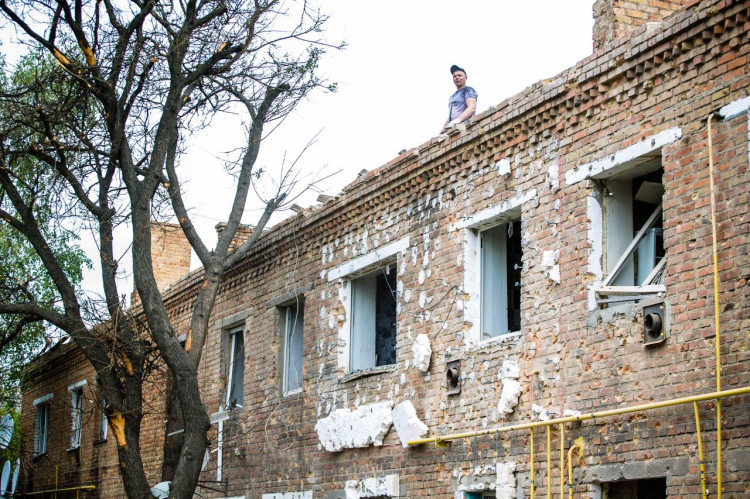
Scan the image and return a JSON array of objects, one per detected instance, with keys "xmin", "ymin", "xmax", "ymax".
[
  {"xmin": 131, "ymin": 222, "xmax": 192, "ymax": 305},
  {"xmin": 215, "ymin": 222, "xmax": 254, "ymax": 253},
  {"xmin": 593, "ymin": 0, "xmax": 691, "ymax": 50}
]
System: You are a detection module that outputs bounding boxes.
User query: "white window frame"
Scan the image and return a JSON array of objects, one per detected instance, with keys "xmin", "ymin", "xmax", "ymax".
[
  {"xmin": 348, "ymin": 263, "xmax": 398, "ymax": 371},
  {"xmin": 479, "ymin": 219, "xmax": 522, "ymax": 340},
  {"xmin": 565, "ymin": 128, "xmax": 681, "ymax": 309},
  {"xmin": 282, "ymin": 301, "xmax": 305, "ymax": 395},
  {"xmin": 328, "ymin": 236, "xmax": 409, "ymax": 373},
  {"xmin": 225, "ymin": 327, "xmax": 245, "ymax": 410},
  {"xmin": 68, "ymin": 380, "xmax": 87, "ymax": 450},
  {"xmin": 458, "ymin": 190, "xmax": 536, "ymax": 345},
  {"xmin": 33, "ymin": 393, "xmax": 53, "ymax": 456}
]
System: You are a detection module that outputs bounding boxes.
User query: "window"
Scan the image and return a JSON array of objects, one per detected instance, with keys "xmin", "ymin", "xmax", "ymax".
[
  {"xmin": 98, "ymin": 382, "xmax": 108, "ymax": 442},
  {"xmin": 605, "ymin": 477, "xmax": 666, "ymax": 498},
  {"xmin": 465, "ymin": 493, "xmax": 495, "ymax": 499},
  {"xmin": 226, "ymin": 328, "xmax": 245, "ymax": 409},
  {"xmin": 68, "ymin": 381, "xmax": 86, "ymax": 449},
  {"xmin": 598, "ymin": 160, "xmax": 666, "ymax": 302},
  {"xmin": 282, "ymin": 301, "xmax": 305, "ymax": 394},
  {"xmin": 480, "ymin": 219, "xmax": 522, "ymax": 339},
  {"xmin": 350, "ymin": 264, "xmax": 397, "ymax": 371},
  {"xmin": 33, "ymin": 393, "xmax": 52, "ymax": 456}
]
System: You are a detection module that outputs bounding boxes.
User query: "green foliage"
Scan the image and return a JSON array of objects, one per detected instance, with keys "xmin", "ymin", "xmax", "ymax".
[{"xmin": 0, "ymin": 56, "xmax": 91, "ymax": 404}]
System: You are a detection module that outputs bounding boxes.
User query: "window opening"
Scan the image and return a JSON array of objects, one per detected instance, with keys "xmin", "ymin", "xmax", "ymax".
[
  {"xmin": 605, "ymin": 477, "xmax": 667, "ymax": 499},
  {"xmin": 350, "ymin": 264, "xmax": 397, "ymax": 371},
  {"xmin": 226, "ymin": 328, "xmax": 245, "ymax": 409},
  {"xmin": 34, "ymin": 400, "xmax": 51, "ymax": 455},
  {"xmin": 597, "ymin": 160, "xmax": 666, "ymax": 303},
  {"xmin": 480, "ymin": 219, "xmax": 522, "ymax": 339},
  {"xmin": 283, "ymin": 301, "xmax": 305, "ymax": 394},
  {"xmin": 465, "ymin": 492, "xmax": 496, "ymax": 499},
  {"xmin": 70, "ymin": 387, "xmax": 83, "ymax": 449}
]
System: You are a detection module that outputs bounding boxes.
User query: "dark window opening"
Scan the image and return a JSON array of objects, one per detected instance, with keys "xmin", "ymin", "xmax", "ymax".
[
  {"xmin": 350, "ymin": 264, "xmax": 397, "ymax": 371},
  {"xmin": 606, "ymin": 477, "xmax": 667, "ymax": 499},
  {"xmin": 481, "ymin": 219, "xmax": 522, "ymax": 338},
  {"xmin": 226, "ymin": 329, "xmax": 245, "ymax": 408}
]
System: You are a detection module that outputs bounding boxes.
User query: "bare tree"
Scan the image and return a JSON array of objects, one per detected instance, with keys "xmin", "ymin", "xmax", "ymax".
[{"xmin": 0, "ymin": 0, "xmax": 337, "ymax": 496}]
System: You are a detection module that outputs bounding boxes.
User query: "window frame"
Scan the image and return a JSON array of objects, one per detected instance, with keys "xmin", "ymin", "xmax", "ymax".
[
  {"xmin": 595, "ymin": 161, "xmax": 667, "ymax": 304},
  {"xmin": 33, "ymin": 393, "xmax": 53, "ymax": 456},
  {"xmin": 281, "ymin": 299, "xmax": 305, "ymax": 395},
  {"xmin": 479, "ymin": 218, "xmax": 522, "ymax": 340},
  {"xmin": 348, "ymin": 263, "xmax": 398, "ymax": 372},
  {"xmin": 327, "ymin": 236, "xmax": 409, "ymax": 375},
  {"xmin": 67, "ymin": 380, "xmax": 87, "ymax": 450},
  {"xmin": 564, "ymin": 128, "xmax": 681, "ymax": 309},
  {"xmin": 225, "ymin": 327, "xmax": 245, "ymax": 410}
]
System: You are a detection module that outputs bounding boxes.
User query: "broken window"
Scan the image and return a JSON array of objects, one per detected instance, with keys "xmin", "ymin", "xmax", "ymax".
[
  {"xmin": 225, "ymin": 328, "xmax": 245, "ymax": 409},
  {"xmin": 597, "ymin": 158, "xmax": 666, "ymax": 304},
  {"xmin": 282, "ymin": 301, "xmax": 305, "ymax": 394},
  {"xmin": 33, "ymin": 393, "xmax": 52, "ymax": 456},
  {"xmin": 604, "ymin": 477, "xmax": 667, "ymax": 498},
  {"xmin": 350, "ymin": 264, "xmax": 397, "ymax": 371},
  {"xmin": 68, "ymin": 381, "xmax": 86, "ymax": 449},
  {"xmin": 480, "ymin": 219, "xmax": 522, "ymax": 339}
]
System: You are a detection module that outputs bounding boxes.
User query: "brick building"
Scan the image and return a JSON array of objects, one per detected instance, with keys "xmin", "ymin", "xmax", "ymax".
[{"xmin": 19, "ymin": 0, "xmax": 750, "ymax": 496}]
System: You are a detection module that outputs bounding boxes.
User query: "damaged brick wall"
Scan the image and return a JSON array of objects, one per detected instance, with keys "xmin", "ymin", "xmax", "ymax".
[{"xmin": 19, "ymin": 0, "xmax": 750, "ymax": 497}]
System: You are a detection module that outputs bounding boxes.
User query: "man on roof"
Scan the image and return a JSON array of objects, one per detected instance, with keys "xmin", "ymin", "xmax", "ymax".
[{"xmin": 443, "ymin": 64, "xmax": 477, "ymax": 130}]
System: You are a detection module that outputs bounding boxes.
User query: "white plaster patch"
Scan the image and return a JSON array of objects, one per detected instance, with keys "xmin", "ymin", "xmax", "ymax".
[
  {"xmin": 532, "ymin": 404, "xmax": 554, "ymax": 421},
  {"xmin": 418, "ymin": 269, "xmax": 426, "ymax": 285},
  {"xmin": 541, "ymin": 249, "xmax": 561, "ymax": 284},
  {"xmin": 565, "ymin": 128, "xmax": 681, "ymax": 185},
  {"xmin": 495, "ymin": 462, "xmax": 517, "ymax": 499},
  {"xmin": 262, "ymin": 491, "xmax": 312, "ymax": 499},
  {"xmin": 345, "ymin": 474, "xmax": 400, "ymax": 499},
  {"xmin": 314, "ymin": 401, "xmax": 393, "ymax": 452},
  {"xmin": 412, "ymin": 334, "xmax": 432, "ymax": 373},
  {"xmin": 546, "ymin": 265, "xmax": 561, "ymax": 284},
  {"xmin": 495, "ymin": 158, "xmax": 511, "ymax": 176},
  {"xmin": 541, "ymin": 250, "xmax": 558, "ymax": 267},
  {"xmin": 546, "ymin": 162, "xmax": 560, "ymax": 193},
  {"xmin": 497, "ymin": 378, "xmax": 522, "ymax": 418},
  {"xmin": 719, "ymin": 96, "xmax": 750, "ymax": 120},
  {"xmin": 498, "ymin": 360, "xmax": 520, "ymax": 380},
  {"xmin": 391, "ymin": 400, "xmax": 429, "ymax": 447}
]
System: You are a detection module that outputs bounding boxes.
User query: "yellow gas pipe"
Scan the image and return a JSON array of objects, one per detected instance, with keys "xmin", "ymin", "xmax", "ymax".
[
  {"xmin": 567, "ymin": 437, "xmax": 585, "ymax": 499},
  {"xmin": 546, "ymin": 425, "xmax": 551, "ymax": 499},
  {"xmin": 707, "ymin": 112, "xmax": 723, "ymax": 497},
  {"xmin": 693, "ymin": 401, "xmax": 708, "ymax": 499},
  {"xmin": 559, "ymin": 423, "xmax": 565, "ymax": 499}
]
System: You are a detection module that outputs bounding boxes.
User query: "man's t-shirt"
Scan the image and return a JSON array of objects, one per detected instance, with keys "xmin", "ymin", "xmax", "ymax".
[{"xmin": 448, "ymin": 86, "xmax": 478, "ymax": 122}]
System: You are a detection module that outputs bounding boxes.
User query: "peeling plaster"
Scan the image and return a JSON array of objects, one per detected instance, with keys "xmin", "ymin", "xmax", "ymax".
[
  {"xmin": 345, "ymin": 474, "xmax": 400, "ymax": 499},
  {"xmin": 412, "ymin": 334, "xmax": 431, "ymax": 372},
  {"xmin": 495, "ymin": 158, "xmax": 511, "ymax": 176},
  {"xmin": 546, "ymin": 162, "xmax": 560, "ymax": 193},
  {"xmin": 497, "ymin": 361, "xmax": 522, "ymax": 418},
  {"xmin": 391, "ymin": 400, "xmax": 429, "ymax": 447},
  {"xmin": 315, "ymin": 401, "xmax": 393, "ymax": 452},
  {"xmin": 495, "ymin": 462, "xmax": 517, "ymax": 499},
  {"xmin": 541, "ymin": 249, "xmax": 561, "ymax": 285}
]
